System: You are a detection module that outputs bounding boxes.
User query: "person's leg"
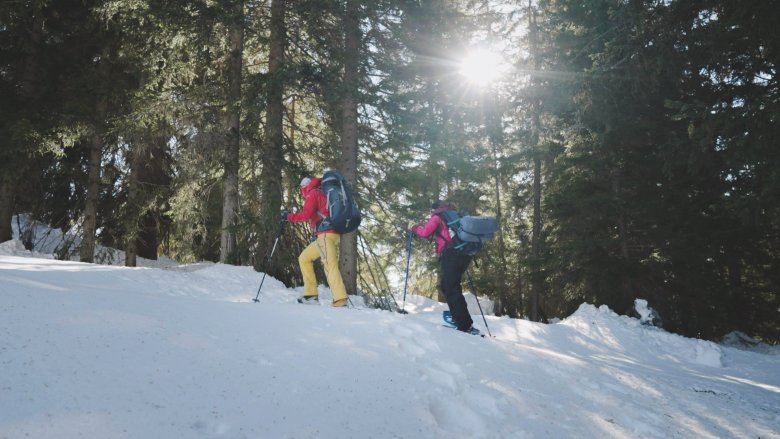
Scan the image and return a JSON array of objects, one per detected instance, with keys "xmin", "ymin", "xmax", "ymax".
[
  {"xmin": 316, "ymin": 233, "xmax": 348, "ymax": 303},
  {"xmin": 298, "ymin": 240, "xmax": 321, "ymax": 297},
  {"xmin": 440, "ymin": 251, "xmax": 473, "ymax": 331}
]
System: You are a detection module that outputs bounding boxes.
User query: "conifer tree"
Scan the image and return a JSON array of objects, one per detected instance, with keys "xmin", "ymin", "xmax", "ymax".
[
  {"xmin": 219, "ymin": 0, "xmax": 245, "ymax": 264},
  {"xmin": 338, "ymin": 0, "xmax": 361, "ymax": 295}
]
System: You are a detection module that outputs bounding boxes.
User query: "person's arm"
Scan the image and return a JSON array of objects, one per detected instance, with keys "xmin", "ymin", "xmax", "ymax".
[
  {"xmin": 287, "ymin": 192, "xmax": 319, "ymax": 223},
  {"xmin": 411, "ymin": 215, "xmax": 441, "ymax": 238}
]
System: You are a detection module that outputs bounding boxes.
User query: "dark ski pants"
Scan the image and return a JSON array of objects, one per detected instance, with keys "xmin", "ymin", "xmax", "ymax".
[{"xmin": 440, "ymin": 249, "xmax": 473, "ymax": 331}]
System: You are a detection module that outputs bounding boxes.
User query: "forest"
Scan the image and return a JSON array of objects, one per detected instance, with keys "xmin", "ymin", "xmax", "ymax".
[{"xmin": 1, "ymin": 0, "xmax": 778, "ymax": 343}]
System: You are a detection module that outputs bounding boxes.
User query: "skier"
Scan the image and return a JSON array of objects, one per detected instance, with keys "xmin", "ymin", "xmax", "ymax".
[
  {"xmin": 283, "ymin": 176, "xmax": 348, "ymax": 307},
  {"xmin": 410, "ymin": 200, "xmax": 478, "ymax": 334}
]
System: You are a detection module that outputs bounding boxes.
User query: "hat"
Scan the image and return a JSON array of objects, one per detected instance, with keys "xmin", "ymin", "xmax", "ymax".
[
  {"xmin": 300, "ymin": 177, "xmax": 312, "ymax": 188},
  {"xmin": 431, "ymin": 200, "xmax": 443, "ymax": 210}
]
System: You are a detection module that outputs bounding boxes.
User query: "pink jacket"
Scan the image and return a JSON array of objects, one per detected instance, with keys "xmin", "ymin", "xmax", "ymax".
[{"xmin": 411, "ymin": 207, "xmax": 452, "ymax": 256}]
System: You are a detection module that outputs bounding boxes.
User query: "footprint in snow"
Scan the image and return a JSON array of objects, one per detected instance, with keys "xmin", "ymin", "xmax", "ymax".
[
  {"xmin": 428, "ymin": 397, "xmax": 489, "ymax": 438},
  {"xmin": 390, "ymin": 321, "xmax": 439, "ymax": 360}
]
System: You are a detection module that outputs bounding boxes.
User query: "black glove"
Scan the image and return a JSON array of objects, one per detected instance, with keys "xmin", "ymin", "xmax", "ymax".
[{"xmin": 281, "ymin": 210, "xmax": 289, "ymax": 221}]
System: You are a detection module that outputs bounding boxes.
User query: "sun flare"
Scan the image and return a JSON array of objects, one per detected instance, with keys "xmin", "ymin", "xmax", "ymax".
[{"xmin": 458, "ymin": 50, "xmax": 503, "ymax": 86}]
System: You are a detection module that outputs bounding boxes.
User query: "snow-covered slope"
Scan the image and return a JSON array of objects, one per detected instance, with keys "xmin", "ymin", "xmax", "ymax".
[{"xmin": 1, "ymin": 242, "xmax": 778, "ymax": 439}]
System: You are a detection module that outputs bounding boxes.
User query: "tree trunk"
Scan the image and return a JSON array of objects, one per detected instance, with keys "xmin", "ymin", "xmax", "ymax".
[
  {"xmin": 1, "ymin": 4, "xmax": 43, "ymax": 243},
  {"xmin": 725, "ymin": 241, "xmax": 747, "ymax": 329},
  {"xmin": 126, "ymin": 125, "xmax": 168, "ymax": 266},
  {"xmin": 125, "ymin": 144, "xmax": 141, "ymax": 267},
  {"xmin": 530, "ymin": 149, "xmax": 542, "ymax": 322},
  {"xmin": 219, "ymin": 0, "xmax": 244, "ymax": 264},
  {"xmin": 138, "ymin": 125, "xmax": 169, "ymax": 260},
  {"xmin": 528, "ymin": 0, "xmax": 543, "ymax": 322},
  {"xmin": 81, "ymin": 38, "xmax": 113, "ymax": 264},
  {"xmin": 489, "ymin": 112, "xmax": 510, "ymax": 316},
  {"xmin": 612, "ymin": 170, "xmax": 632, "ymax": 310},
  {"xmin": 79, "ymin": 47, "xmax": 110, "ymax": 262},
  {"xmin": 125, "ymin": 240, "xmax": 137, "ymax": 267},
  {"xmin": 339, "ymin": 0, "xmax": 360, "ymax": 295},
  {"xmin": 80, "ymin": 130, "xmax": 104, "ymax": 263},
  {"xmin": 0, "ymin": 174, "xmax": 17, "ymax": 242},
  {"xmin": 258, "ymin": 0, "xmax": 286, "ymax": 273}
]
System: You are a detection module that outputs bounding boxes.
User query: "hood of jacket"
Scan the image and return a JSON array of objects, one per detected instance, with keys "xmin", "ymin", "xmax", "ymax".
[{"xmin": 300, "ymin": 177, "xmax": 322, "ymax": 197}]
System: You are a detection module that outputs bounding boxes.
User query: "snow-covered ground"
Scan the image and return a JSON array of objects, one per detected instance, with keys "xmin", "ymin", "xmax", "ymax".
[{"xmin": 1, "ymin": 222, "xmax": 779, "ymax": 438}]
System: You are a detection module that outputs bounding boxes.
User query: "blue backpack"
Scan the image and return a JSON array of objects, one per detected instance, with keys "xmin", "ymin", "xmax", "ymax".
[
  {"xmin": 315, "ymin": 170, "xmax": 361, "ymax": 234},
  {"xmin": 438, "ymin": 209, "xmax": 498, "ymax": 256}
]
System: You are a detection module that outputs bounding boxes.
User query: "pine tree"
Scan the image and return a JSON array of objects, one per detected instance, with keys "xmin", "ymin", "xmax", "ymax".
[
  {"xmin": 338, "ymin": 0, "xmax": 361, "ymax": 295},
  {"xmin": 219, "ymin": 0, "xmax": 245, "ymax": 264},
  {"xmin": 254, "ymin": 0, "xmax": 292, "ymax": 281}
]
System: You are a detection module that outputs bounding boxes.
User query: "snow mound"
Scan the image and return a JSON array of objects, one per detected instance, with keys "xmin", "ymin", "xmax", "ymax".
[
  {"xmin": 562, "ymin": 302, "xmax": 724, "ymax": 368},
  {"xmin": 0, "ymin": 239, "xmax": 54, "ymax": 259},
  {"xmin": 722, "ymin": 331, "xmax": 780, "ymax": 355},
  {"xmin": 10, "ymin": 214, "xmax": 179, "ymax": 268},
  {"xmin": 633, "ymin": 298, "xmax": 662, "ymax": 326}
]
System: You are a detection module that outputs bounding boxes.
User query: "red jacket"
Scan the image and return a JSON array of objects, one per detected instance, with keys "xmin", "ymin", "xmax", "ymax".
[
  {"xmin": 287, "ymin": 178, "xmax": 335, "ymax": 235},
  {"xmin": 411, "ymin": 206, "xmax": 452, "ymax": 256}
]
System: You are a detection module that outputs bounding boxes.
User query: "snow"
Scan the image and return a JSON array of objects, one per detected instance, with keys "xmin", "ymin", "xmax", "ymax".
[
  {"xmin": 1, "ymin": 223, "xmax": 780, "ymax": 438},
  {"xmin": 633, "ymin": 298, "xmax": 660, "ymax": 326}
]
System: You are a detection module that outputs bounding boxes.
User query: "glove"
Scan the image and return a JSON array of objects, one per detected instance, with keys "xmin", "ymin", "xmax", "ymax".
[{"xmin": 281, "ymin": 210, "xmax": 289, "ymax": 221}]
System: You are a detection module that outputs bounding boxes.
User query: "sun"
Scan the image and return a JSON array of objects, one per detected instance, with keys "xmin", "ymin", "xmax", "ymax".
[{"xmin": 458, "ymin": 49, "xmax": 504, "ymax": 87}]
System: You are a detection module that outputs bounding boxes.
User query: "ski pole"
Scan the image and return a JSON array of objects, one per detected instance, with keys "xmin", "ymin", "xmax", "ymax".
[
  {"xmin": 253, "ymin": 220, "xmax": 286, "ymax": 302},
  {"xmin": 465, "ymin": 269, "xmax": 492, "ymax": 337},
  {"xmin": 400, "ymin": 231, "xmax": 413, "ymax": 314}
]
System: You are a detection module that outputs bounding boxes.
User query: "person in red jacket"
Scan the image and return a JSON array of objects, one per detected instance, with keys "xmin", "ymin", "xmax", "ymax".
[
  {"xmin": 284, "ymin": 176, "xmax": 348, "ymax": 307},
  {"xmin": 410, "ymin": 200, "xmax": 475, "ymax": 332}
]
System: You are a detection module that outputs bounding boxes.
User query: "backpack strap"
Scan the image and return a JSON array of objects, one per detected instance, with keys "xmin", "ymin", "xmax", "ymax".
[
  {"xmin": 444, "ymin": 216, "xmax": 461, "ymax": 227},
  {"xmin": 308, "ymin": 188, "xmax": 328, "ymax": 232},
  {"xmin": 437, "ymin": 210, "xmax": 480, "ymax": 252},
  {"xmin": 435, "ymin": 212, "xmax": 456, "ymax": 250},
  {"xmin": 310, "ymin": 188, "xmax": 327, "ymax": 219}
]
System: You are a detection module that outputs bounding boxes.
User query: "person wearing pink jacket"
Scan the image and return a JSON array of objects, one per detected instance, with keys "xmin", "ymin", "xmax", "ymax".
[{"xmin": 410, "ymin": 200, "xmax": 475, "ymax": 332}]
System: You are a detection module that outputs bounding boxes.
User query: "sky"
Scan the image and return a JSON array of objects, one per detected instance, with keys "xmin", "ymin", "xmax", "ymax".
[{"xmin": 1, "ymin": 218, "xmax": 779, "ymax": 439}]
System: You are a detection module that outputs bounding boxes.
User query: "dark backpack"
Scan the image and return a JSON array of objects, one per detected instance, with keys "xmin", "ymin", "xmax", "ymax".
[
  {"xmin": 315, "ymin": 170, "xmax": 362, "ymax": 234},
  {"xmin": 438, "ymin": 209, "xmax": 498, "ymax": 256}
]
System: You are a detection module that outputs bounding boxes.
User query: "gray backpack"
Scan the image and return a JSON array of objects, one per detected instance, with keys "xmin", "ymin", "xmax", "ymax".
[{"xmin": 438, "ymin": 210, "xmax": 498, "ymax": 255}]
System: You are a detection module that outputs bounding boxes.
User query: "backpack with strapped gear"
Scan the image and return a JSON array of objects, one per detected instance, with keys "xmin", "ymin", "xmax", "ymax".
[
  {"xmin": 437, "ymin": 209, "xmax": 498, "ymax": 256},
  {"xmin": 315, "ymin": 170, "xmax": 362, "ymax": 234}
]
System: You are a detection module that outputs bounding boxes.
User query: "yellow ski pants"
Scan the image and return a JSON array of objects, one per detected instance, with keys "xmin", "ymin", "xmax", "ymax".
[{"xmin": 299, "ymin": 233, "xmax": 347, "ymax": 301}]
